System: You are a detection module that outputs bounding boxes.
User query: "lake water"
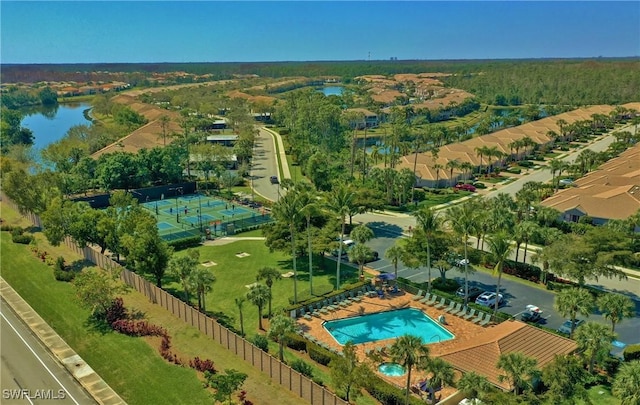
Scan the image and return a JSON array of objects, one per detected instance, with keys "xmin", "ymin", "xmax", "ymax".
[
  {"xmin": 20, "ymin": 103, "xmax": 92, "ymax": 150},
  {"xmin": 320, "ymin": 86, "xmax": 344, "ymax": 96}
]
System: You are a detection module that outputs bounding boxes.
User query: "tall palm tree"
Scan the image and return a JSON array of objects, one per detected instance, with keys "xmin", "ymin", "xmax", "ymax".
[
  {"xmin": 425, "ymin": 357, "xmax": 455, "ymax": 393},
  {"xmin": 597, "ymin": 293, "xmax": 635, "ymax": 333},
  {"xmin": 554, "ymin": 288, "xmax": 594, "ymax": 338},
  {"xmin": 256, "ymin": 266, "xmax": 282, "ymax": 318},
  {"xmin": 446, "ymin": 202, "xmax": 478, "ymax": 305},
  {"xmin": 486, "ymin": 232, "xmax": 514, "ymax": 319},
  {"xmin": 612, "ymin": 361, "xmax": 640, "ymax": 405},
  {"xmin": 389, "ymin": 335, "xmax": 430, "ymax": 405},
  {"xmin": 413, "ymin": 207, "xmax": 442, "ymax": 293},
  {"xmin": 496, "ymin": 352, "xmax": 539, "ymax": 395},
  {"xmin": 445, "ymin": 159, "xmax": 461, "ymax": 187},
  {"xmin": 271, "ymin": 190, "xmax": 302, "ymax": 303},
  {"xmin": 385, "ymin": 243, "xmax": 404, "ymax": 282},
  {"xmin": 574, "ymin": 321, "xmax": 616, "ymax": 374},
  {"xmin": 158, "ymin": 114, "xmax": 171, "ymax": 146},
  {"xmin": 189, "ymin": 267, "xmax": 216, "ymax": 311},
  {"xmin": 267, "ymin": 313, "xmax": 297, "ymax": 362},
  {"xmin": 235, "ymin": 297, "xmax": 246, "ymax": 336},
  {"xmin": 474, "ymin": 146, "xmax": 489, "ymax": 175},
  {"xmin": 247, "ymin": 284, "xmax": 270, "ymax": 330},
  {"xmin": 324, "ymin": 184, "xmax": 356, "ymax": 290},
  {"xmin": 547, "ymin": 158, "xmax": 568, "ymax": 192},
  {"xmin": 513, "ymin": 221, "xmax": 538, "ymax": 266},
  {"xmin": 299, "ymin": 187, "xmax": 320, "ymax": 295}
]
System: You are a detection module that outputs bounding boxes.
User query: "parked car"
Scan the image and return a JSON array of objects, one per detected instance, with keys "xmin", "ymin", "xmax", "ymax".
[
  {"xmin": 456, "ymin": 258, "xmax": 470, "ymax": 267},
  {"xmin": 454, "ymin": 183, "xmax": 476, "ymax": 192},
  {"xmin": 557, "ymin": 319, "xmax": 584, "ymax": 335},
  {"xmin": 475, "ymin": 292, "xmax": 504, "ymax": 307},
  {"xmin": 558, "ymin": 178, "xmax": 574, "ymax": 186},
  {"xmin": 520, "ymin": 305, "xmax": 543, "ymax": 323},
  {"xmin": 270, "ymin": 175, "xmax": 279, "ymax": 184},
  {"xmin": 456, "ymin": 286, "xmax": 484, "ymax": 300},
  {"xmin": 331, "ymin": 239, "xmax": 355, "ymax": 257}
]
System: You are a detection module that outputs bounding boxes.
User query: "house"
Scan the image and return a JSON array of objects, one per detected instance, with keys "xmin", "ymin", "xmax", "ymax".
[
  {"xmin": 438, "ymin": 320, "xmax": 577, "ymax": 391},
  {"xmin": 344, "ymin": 108, "xmax": 379, "ymax": 129},
  {"xmin": 205, "ymin": 135, "xmax": 239, "ymax": 147},
  {"xmin": 540, "ymin": 142, "xmax": 640, "ymax": 227}
]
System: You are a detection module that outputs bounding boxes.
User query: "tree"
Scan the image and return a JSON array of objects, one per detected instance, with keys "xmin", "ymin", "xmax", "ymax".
[
  {"xmin": 496, "ymin": 352, "xmax": 539, "ymax": 395},
  {"xmin": 446, "ymin": 201, "xmax": 478, "ymax": 305},
  {"xmin": 256, "ymin": 266, "xmax": 282, "ymax": 318},
  {"xmin": 247, "ymin": 284, "xmax": 270, "ymax": 330},
  {"xmin": 486, "ymin": 232, "xmax": 514, "ymax": 319},
  {"xmin": 612, "ymin": 360, "xmax": 640, "ymax": 405},
  {"xmin": 271, "ymin": 190, "xmax": 302, "ymax": 303},
  {"xmin": 597, "ymin": 293, "xmax": 635, "ymax": 333},
  {"xmin": 574, "ymin": 321, "xmax": 616, "ymax": 374},
  {"xmin": 348, "ymin": 243, "xmax": 374, "ymax": 277},
  {"xmin": 72, "ymin": 269, "xmax": 122, "ymax": 315},
  {"xmin": 330, "ymin": 342, "xmax": 372, "ymax": 402},
  {"xmin": 299, "ymin": 186, "xmax": 320, "ymax": 295},
  {"xmin": 206, "ymin": 369, "xmax": 248, "ymax": 403},
  {"xmin": 267, "ymin": 314, "xmax": 297, "ymax": 362},
  {"xmin": 446, "ymin": 159, "xmax": 461, "ymax": 187},
  {"xmin": 513, "ymin": 221, "xmax": 538, "ymax": 266},
  {"xmin": 168, "ymin": 250, "xmax": 199, "ymax": 303},
  {"xmin": 554, "ymin": 288, "xmax": 594, "ymax": 339},
  {"xmin": 189, "ymin": 267, "xmax": 215, "ymax": 311},
  {"xmin": 385, "ymin": 243, "xmax": 404, "ymax": 282},
  {"xmin": 424, "ymin": 357, "xmax": 455, "ymax": 398},
  {"xmin": 350, "ymin": 223, "xmax": 374, "ymax": 244},
  {"xmin": 457, "ymin": 372, "xmax": 491, "ymax": 402},
  {"xmin": 324, "ymin": 184, "xmax": 356, "ymax": 290},
  {"xmin": 541, "ymin": 354, "xmax": 589, "ymax": 404},
  {"xmin": 413, "ymin": 207, "xmax": 443, "ymax": 293},
  {"xmin": 235, "ymin": 297, "xmax": 246, "ymax": 337},
  {"xmin": 389, "ymin": 335, "xmax": 430, "ymax": 405}
]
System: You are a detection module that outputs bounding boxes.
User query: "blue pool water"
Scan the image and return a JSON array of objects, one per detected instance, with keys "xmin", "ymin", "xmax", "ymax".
[
  {"xmin": 379, "ymin": 362, "xmax": 406, "ymax": 376},
  {"xmin": 323, "ymin": 308, "xmax": 454, "ymax": 345}
]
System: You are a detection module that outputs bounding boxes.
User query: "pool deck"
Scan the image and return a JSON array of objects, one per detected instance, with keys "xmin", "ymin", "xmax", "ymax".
[{"xmin": 296, "ymin": 289, "xmax": 493, "ymax": 399}]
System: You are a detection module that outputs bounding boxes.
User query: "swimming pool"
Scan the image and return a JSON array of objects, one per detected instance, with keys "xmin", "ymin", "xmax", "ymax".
[{"xmin": 322, "ymin": 308, "xmax": 454, "ymax": 345}]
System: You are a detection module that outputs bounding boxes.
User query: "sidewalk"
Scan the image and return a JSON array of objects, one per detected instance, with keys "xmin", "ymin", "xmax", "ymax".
[{"xmin": 0, "ymin": 277, "xmax": 126, "ymax": 405}]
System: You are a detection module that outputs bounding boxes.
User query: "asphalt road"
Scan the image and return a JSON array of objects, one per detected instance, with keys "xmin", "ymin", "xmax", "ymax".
[{"xmin": 0, "ymin": 303, "xmax": 96, "ymax": 405}]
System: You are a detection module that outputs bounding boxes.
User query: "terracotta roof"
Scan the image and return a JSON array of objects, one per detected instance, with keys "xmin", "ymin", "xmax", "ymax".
[
  {"xmin": 541, "ymin": 143, "xmax": 640, "ymax": 220},
  {"xmin": 439, "ymin": 320, "xmax": 577, "ymax": 390}
]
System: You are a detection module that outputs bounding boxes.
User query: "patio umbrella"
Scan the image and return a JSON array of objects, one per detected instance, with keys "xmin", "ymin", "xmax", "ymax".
[{"xmin": 377, "ymin": 273, "xmax": 396, "ymax": 281}]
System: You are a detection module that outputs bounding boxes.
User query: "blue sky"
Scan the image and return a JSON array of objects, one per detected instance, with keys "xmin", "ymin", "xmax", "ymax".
[{"xmin": 1, "ymin": 1, "xmax": 639, "ymax": 63}]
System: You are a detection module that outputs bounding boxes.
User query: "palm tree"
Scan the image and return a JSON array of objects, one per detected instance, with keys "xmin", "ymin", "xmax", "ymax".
[
  {"xmin": 474, "ymin": 146, "xmax": 489, "ymax": 175},
  {"xmin": 446, "ymin": 159, "xmax": 461, "ymax": 187},
  {"xmin": 432, "ymin": 163, "xmax": 443, "ymax": 188},
  {"xmin": 235, "ymin": 297, "xmax": 246, "ymax": 336},
  {"xmin": 554, "ymin": 288, "xmax": 594, "ymax": 338},
  {"xmin": 612, "ymin": 360, "xmax": 640, "ymax": 405},
  {"xmin": 271, "ymin": 190, "xmax": 302, "ymax": 303},
  {"xmin": 541, "ymin": 355, "xmax": 589, "ymax": 403},
  {"xmin": 546, "ymin": 158, "xmax": 568, "ymax": 192},
  {"xmin": 256, "ymin": 266, "xmax": 282, "ymax": 318},
  {"xmin": 247, "ymin": 284, "xmax": 270, "ymax": 330},
  {"xmin": 389, "ymin": 335, "xmax": 430, "ymax": 405},
  {"xmin": 574, "ymin": 321, "xmax": 616, "ymax": 374},
  {"xmin": 189, "ymin": 267, "xmax": 215, "ymax": 311},
  {"xmin": 425, "ymin": 357, "xmax": 455, "ymax": 394},
  {"xmin": 457, "ymin": 372, "xmax": 491, "ymax": 402},
  {"xmin": 158, "ymin": 114, "xmax": 171, "ymax": 146},
  {"xmin": 496, "ymin": 352, "xmax": 539, "ymax": 395},
  {"xmin": 267, "ymin": 313, "xmax": 297, "ymax": 362},
  {"xmin": 324, "ymin": 184, "xmax": 356, "ymax": 290},
  {"xmin": 459, "ymin": 161, "xmax": 475, "ymax": 182},
  {"xmin": 385, "ymin": 243, "xmax": 404, "ymax": 282},
  {"xmin": 348, "ymin": 244, "xmax": 373, "ymax": 278},
  {"xmin": 299, "ymin": 187, "xmax": 320, "ymax": 295},
  {"xmin": 513, "ymin": 221, "xmax": 538, "ymax": 266},
  {"xmin": 446, "ymin": 201, "xmax": 478, "ymax": 305},
  {"xmin": 413, "ymin": 207, "xmax": 442, "ymax": 293},
  {"xmin": 596, "ymin": 293, "xmax": 635, "ymax": 333},
  {"xmin": 486, "ymin": 232, "xmax": 514, "ymax": 319}
]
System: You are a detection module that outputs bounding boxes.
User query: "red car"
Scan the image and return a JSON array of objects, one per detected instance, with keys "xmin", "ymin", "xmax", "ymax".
[{"xmin": 454, "ymin": 183, "xmax": 476, "ymax": 192}]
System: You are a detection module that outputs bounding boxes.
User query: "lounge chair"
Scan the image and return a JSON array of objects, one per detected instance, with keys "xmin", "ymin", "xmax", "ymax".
[
  {"xmin": 419, "ymin": 293, "xmax": 432, "ymax": 304},
  {"xmin": 434, "ymin": 298, "xmax": 447, "ymax": 309},
  {"xmin": 425, "ymin": 294, "xmax": 438, "ymax": 306},
  {"xmin": 472, "ymin": 312, "xmax": 486, "ymax": 324},
  {"xmin": 479, "ymin": 314, "xmax": 492, "ymax": 327},
  {"xmin": 301, "ymin": 309, "xmax": 313, "ymax": 321},
  {"xmin": 454, "ymin": 306, "xmax": 468, "ymax": 317},
  {"xmin": 441, "ymin": 301, "xmax": 456, "ymax": 313},
  {"xmin": 446, "ymin": 302, "xmax": 462, "ymax": 314},
  {"xmin": 411, "ymin": 289, "xmax": 424, "ymax": 300},
  {"xmin": 463, "ymin": 308, "xmax": 477, "ymax": 320},
  {"xmin": 350, "ymin": 292, "xmax": 362, "ymax": 303}
]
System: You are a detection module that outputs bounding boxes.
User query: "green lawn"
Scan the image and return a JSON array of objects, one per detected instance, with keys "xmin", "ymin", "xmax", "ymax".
[{"xmin": 418, "ymin": 191, "xmax": 472, "ymax": 208}]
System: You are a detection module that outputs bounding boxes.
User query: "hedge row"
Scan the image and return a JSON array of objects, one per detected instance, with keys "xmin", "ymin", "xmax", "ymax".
[
  {"xmin": 623, "ymin": 344, "xmax": 640, "ymax": 361},
  {"xmin": 364, "ymin": 375, "xmax": 424, "ymax": 405}
]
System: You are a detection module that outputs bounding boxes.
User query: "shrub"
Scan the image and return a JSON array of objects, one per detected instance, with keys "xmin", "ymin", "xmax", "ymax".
[
  {"xmin": 365, "ymin": 375, "xmax": 424, "ymax": 405},
  {"xmin": 0, "ymin": 224, "xmax": 17, "ymax": 232},
  {"xmin": 189, "ymin": 357, "xmax": 216, "ymax": 374},
  {"xmin": 473, "ymin": 182, "xmax": 486, "ymax": 189},
  {"xmin": 506, "ymin": 167, "xmax": 521, "ymax": 174},
  {"xmin": 10, "ymin": 227, "xmax": 24, "ymax": 237},
  {"xmin": 519, "ymin": 160, "xmax": 534, "ymax": 167},
  {"xmin": 252, "ymin": 334, "xmax": 269, "ymax": 353},
  {"xmin": 12, "ymin": 233, "xmax": 34, "ymax": 244},
  {"xmin": 431, "ymin": 277, "xmax": 460, "ymax": 293},
  {"xmin": 167, "ymin": 236, "xmax": 202, "ymax": 250},
  {"xmin": 623, "ymin": 344, "xmax": 640, "ymax": 361},
  {"xmin": 308, "ymin": 343, "xmax": 335, "ymax": 366},
  {"xmin": 54, "ymin": 269, "xmax": 75, "ymax": 282},
  {"xmin": 284, "ymin": 333, "xmax": 307, "ymax": 351},
  {"xmin": 105, "ymin": 297, "xmax": 128, "ymax": 325},
  {"xmin": 290, "ymin": 359, "xmax": 314, "ymax": 378},
  {"xmin": 55, "ymin": 256, "xmax": 66, "ymax": 272},
  {"xmin": 603, "ymin": 356, "xmax": 621, "ymax": 376}
]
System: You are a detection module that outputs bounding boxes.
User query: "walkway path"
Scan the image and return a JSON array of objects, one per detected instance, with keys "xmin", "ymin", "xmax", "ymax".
[{"xmin": 1, "ymin": 278, "xmax": 126, "ymax": 405}]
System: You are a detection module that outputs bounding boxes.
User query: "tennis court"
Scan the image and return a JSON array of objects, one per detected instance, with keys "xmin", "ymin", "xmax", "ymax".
[{"xmin": 142, "ymin": 193, "xmax": 272, "ymax": 242}]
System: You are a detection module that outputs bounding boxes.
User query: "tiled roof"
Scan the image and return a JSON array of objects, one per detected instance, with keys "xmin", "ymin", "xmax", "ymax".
[{"xmin": 439, "ymin": 320, "xmax": 577, "ymax": 390}]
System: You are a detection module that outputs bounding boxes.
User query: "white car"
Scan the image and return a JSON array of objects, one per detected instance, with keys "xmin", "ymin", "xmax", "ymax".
[{"xmin": 475, "ymin": 292, "xmax": 504, "ymax": 307}]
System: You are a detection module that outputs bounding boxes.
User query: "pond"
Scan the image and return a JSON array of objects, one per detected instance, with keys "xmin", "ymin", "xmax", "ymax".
[
  {"xmin": 20, "ymin": 103, "xmax": 92, "ymax": 150},
  {"xmin": 319, "ymin": 86, "xmax": 344, "ymax": 96}
]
